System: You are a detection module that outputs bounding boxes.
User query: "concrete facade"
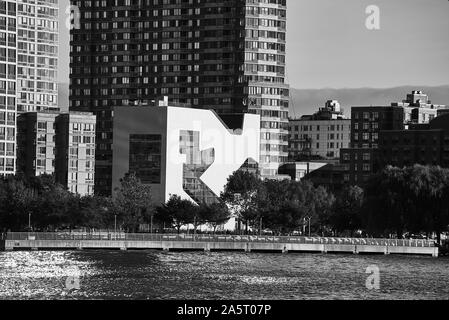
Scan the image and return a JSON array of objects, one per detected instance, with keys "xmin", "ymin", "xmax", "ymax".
[
  {"xmin": 0, "ymin": 1, "xmax": 17, "ymax": 176},
  {"xmin": 1, "ymin": 0, "xmax": 59, "ymax": 176},
  {"xmin": 17, "ymin": 111, "xmax": 57, "ymax": 177},
  {"xmin": 16, "ymin": 0, "xmax": 59, "ymax": 113},
  {"xmin": 377, "ymin": 113, "xmax": 449, "ymax": 170},
  {"xmin": 112, "ymin": 104, "xmax": 260, "ymax": 205},
  {"xmin": 56, "ymin": 113, "xmax": 96, "ymax": 196},
  {"xmin": 289, "ymin": 101, "xmax": 351, "ymax": 161},
  {"xmin": 2, "ymin": 239, "xmax": 438, "ymax": 257},
  {"xmin": 17, "ymin": 111, "xmax": 96, "ymax": 196},
  {"xmin": 341, "ymin": 91, "xmax": 448, "ymax": 185}
]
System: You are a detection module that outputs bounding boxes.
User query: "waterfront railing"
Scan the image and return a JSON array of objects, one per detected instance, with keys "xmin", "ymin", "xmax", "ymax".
[{"xmin": 3, "ymin": 232, "xmax": 436, "ymax": 248}]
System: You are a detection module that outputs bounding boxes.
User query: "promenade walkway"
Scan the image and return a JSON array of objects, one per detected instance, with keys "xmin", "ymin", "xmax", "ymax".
[{"xmin": 0, "ymin": 232, "xmax": 439, "ymax": 257}]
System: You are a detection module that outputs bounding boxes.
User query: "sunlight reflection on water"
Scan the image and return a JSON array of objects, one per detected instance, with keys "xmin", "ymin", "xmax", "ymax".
[{"xmin": 1, "ymin": 251, "xmax": 448, "ymax": 300}]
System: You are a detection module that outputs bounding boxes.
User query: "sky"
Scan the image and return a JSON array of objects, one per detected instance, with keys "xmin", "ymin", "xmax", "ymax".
[{"xmin": 58, "ymin": 0, "xmax": 449, "ymax": 89}]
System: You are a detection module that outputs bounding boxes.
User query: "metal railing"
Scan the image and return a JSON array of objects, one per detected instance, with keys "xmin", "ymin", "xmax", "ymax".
[{"xmin": 3, "ymin": 232, "xmax": 437, "ymax": 248}]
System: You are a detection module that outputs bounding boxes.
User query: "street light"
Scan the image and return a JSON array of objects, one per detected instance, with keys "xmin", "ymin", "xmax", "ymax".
[
  {"xmin": 28, "ymin": 212, "xmax": 31, "ymax": 231},
  {"xmin": 234, "ymin": 193, "xmax": 242, "ymax": 235},
  {"xmin": 304, "ymin": 216, "xmax": 311, "ymax": 237},
  {"xmin": 114, "ymin": 214, "xmax": 117, "ymax": 240}
]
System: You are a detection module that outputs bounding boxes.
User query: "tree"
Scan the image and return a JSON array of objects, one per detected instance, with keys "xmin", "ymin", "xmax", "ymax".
[
  {"xmin": 199, "ymin": 202, "xmax": 231, "ymax": 234},
  {"xmin": 69, "ymin": 195, "xmax": 113, "ymax": 230},
  {"xmin": 221, "ymin": 170, "xmax": 263, "ymax": 234},
  {"xmin": 331, "ymin": 186, "xmax": 364, "ymax": 236},
  {"xmin": 363, "ymin": 166, "xmax": 411, "ymax": 238},
  {"xmin": 0, "ymin": 175, "xmax": 36, "ymax": 231},
  {"xmin": 312, "ymin": 185, "xmax": 336, "ymax": 235},
  {"xmin": 407, "ymin": 165, "xmax": 449, "ymax": 243},
  {"xmin": 363, "ymin": 165, "xmax": 449, "ymax": 241},
  {"xmin": 257, "ymin": 179, "xmax": 335, "ymax": 236},
  {"xmin": 113, "ymin": 173, "xmax": 153, "ymax": 232},
  {"xmin": 155, "ymin": 195, "xmax": 197, "ymax": 234},
  {"xmin": 0, "ymin": 174, "xmax": 74, "ymax": 231}
]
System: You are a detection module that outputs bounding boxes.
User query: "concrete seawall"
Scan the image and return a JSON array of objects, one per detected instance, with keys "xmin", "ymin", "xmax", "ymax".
[{"xmin": 0, "ymin": 239, "xmax": 439, "ymax": 257}]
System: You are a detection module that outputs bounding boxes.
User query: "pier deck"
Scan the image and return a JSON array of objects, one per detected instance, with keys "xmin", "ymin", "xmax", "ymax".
[{"xmin": 0, "ymin": 233, "xmax": 439, "ymax": 257}]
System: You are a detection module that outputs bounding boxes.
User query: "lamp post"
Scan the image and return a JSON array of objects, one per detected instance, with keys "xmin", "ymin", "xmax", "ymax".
[
  {"xmin": 304, "ymin": 216, "xmax": 311, "ymax": 237},
  {"xmin": 193, "ymin": 216, "xmax": 197, "ymax": 238},
  {"xmin": 234, "ymin": 193, "xmax": 242, "ymax": 236},
  {"xmin": 150, "ymin": 214, "xmax": 154, "ymax": 234},
  {"xmin": 259, "ymin": 216, "xmax": 263, "ymax": 237},
  {"xmin": 114, "ymin": 214, "xmax": 117, "ymax": 240}
]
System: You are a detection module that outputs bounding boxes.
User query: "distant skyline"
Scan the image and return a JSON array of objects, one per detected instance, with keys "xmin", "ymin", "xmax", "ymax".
[{"xmin": 58, "ymin": 0, "xmax": 449, "ymax": 89}]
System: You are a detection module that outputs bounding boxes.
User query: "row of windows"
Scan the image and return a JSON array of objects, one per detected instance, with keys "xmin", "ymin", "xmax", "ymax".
[
  {"xmin": 0, "ymin": 2, "xmax": 16, "ymax": 16},
  {"xmin": 0, "ymin": 111, "xmax": 15, "ymax": 125},
  {"xmin": 245, "ymin": 29, "xmax": 285, "ymax": 41},
  {"xmin": 260, "ymin": 144, "xmax": 288, "ymax": 152},
  {"xmin": 290, "ymin": 124, "xmax": 351, "ymax": 132},
  {"xmin": 0, "ymin": 157, "xmax": 15, "ymax": 172},
  {"xmin": 353, "ymin": 111, "xmax": 380, "ymax": 120},
  {"xmin": 261, "ymin": 132, "xmax": 288, "ymax": 141},
  {"xmin": 71, "ymin": 135, "xmax": 96, "ymax": 144},
  {"xmin": 342, "ymin": 153, "xmax": 372, "ymax": 162},
  {"xmin": 78, "ymin": 16, "xmax": 241, "ymax": 31},
  {"xmin": 290, "ymin": 142, "xmax": 347, "ymax": 151},
  {"xmin": 72, "ymin": 82, "xmax": 247, "ymax": 97},
  {"xmin": 343, "ymin": 164, "xmax": 372, "ymax": 172},
  {"xmin": 0, "ymin": 142, "xmax": 15, "ymax": 156},
  {"xmin": 17, "ymin": 68, "xmax": 57, "ymax": 81},
  {"xmin": 0, "ymin": 96, "xmax": 15, "ymax": 109},
  {"xmin": 78, "ymin": 0, "xmax": 285, "ymax": 8},
  {"xmin": 261, "ymin": 121, "xmax": 289, "ymax": 130},
  {"xmin": 0, "ymin": 80, "xmax": 15, "ymax": 95},
  {"xmin": 353, "ymin": 132, "xmax": 379, "ymax": 142},
  {"xmin": 246, "ymin": 18, "xmax": 286, "ymax": 29},
  {"xmin": 72, "ymin": 47, "xmax": 242, "ymax": 62},
  {"xmin": 0, "ymin": 63, "xmax": 16, "ymax": 79},
  {"xmin": 245, "ymin": 6, "xmax": 286, "ymax": 18},
  {"xmin": 251, "ymin": 109, "xmax": 288, "ymax": 120},
  {"xmin": 291, "ymin": 133, "xmax": 350, "ymax": 141},
  {"xmin": 69, "ymin": 160, "xmax": 95, "ymax": 170},
  {"xmin": 70, "ymin": 96, "xmax": 248, "ymax": 108},
  {"xmin": 351, "ymin": 143, "xmax": 379, "ymax": 149},
  {"xmin": 17, "ymin": 17, "xmax": 58, "ymax": 31},
  {"xmin": 245, "ymin": 63, "xmax": 284, "ymax": 75},
  {"xmin": 0, "ymin": 16, "xmax": 16, "ymax": 31},
  {"xmin": 260, "ymin": 155, "xmax": 288, "ymax": 165},
  {"xmin": 0, "ymin": 127, "xmax": 15, "ymax": 140},
  {"xmin": 354, "ymin": 122, "xmax": 379, "ymax": 131},
  {"xmin": 0, "ymin": 31, "xmax": 15, "ymax": 46},
  {"xmin": 245, "ymin": 41, "xmax": 285, "ymax": 52},
  {"xmin": 247, "ymin": 0, "xmax": 287, "ymax": 6}
]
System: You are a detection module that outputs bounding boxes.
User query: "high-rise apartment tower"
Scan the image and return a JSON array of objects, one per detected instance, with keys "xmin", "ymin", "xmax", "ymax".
[
  {"xmin": 1, "ymin": 0, "xmax": 59, "ymax": 176},
  {"xmin": 69, "ymin": 0, "xmax": 289, "ymax": 195}
]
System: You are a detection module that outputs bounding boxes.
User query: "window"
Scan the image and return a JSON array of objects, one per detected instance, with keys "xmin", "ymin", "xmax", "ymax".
[
  {"xmin": 37, "ymin": 122, "xmax": 47, "ymax": 131},
  {"xmin": 129, "ymin": 134, "xmax": 162, "ymax": 184},
  {"xmin": 70, "ymin": 160, "xmax": 78, "ymax": 169}
]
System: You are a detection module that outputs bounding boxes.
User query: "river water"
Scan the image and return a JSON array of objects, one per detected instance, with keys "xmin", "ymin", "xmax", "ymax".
[{"xmin": 0, "ymin": 251, "xmax": 448, "ymax": 300}]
